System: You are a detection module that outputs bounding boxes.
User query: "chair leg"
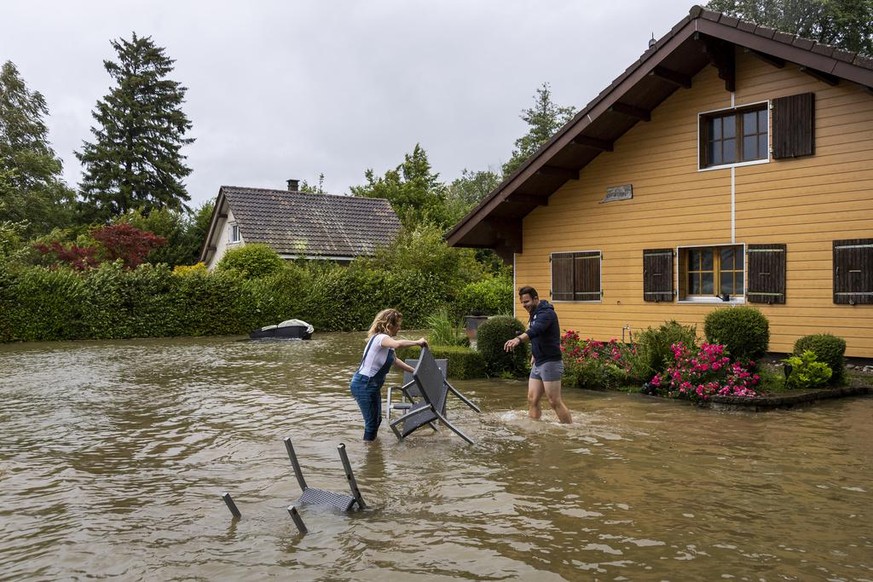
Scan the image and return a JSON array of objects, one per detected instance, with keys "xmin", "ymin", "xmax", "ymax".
[
  {"xmin": 337, "ymin": 443, "xmax": 367, "ymax": 510},
  {"xmin": 283, "ymin": 438, "xmax": 308, "ymax": 492}
]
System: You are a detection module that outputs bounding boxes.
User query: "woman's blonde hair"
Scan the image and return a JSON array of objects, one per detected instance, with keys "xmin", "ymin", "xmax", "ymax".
[{"xmin": 368, "ymin": 308, "xmax": 402, "ymax": 337}]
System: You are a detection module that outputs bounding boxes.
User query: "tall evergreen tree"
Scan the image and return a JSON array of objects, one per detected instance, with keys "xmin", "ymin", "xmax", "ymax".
[
  {"xmin": 0, "ymin": 61, "xmax": 75, "ymax": 238},
  {"xmin": 502, "ymin": 82, "xmax": 576, "ymax": 178},
  {"xmin": 706, "ymin": 0, "xmax": 873, "ymax": 54},
  {"xmin": 77, "ymin": 33, "xmax": 194, "ymax": 223}
]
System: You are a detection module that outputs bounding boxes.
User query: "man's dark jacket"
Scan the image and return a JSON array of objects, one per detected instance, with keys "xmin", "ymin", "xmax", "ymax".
[{"xmin": 525, "ymin": 300, "xmax": 562, "ymax": 365}]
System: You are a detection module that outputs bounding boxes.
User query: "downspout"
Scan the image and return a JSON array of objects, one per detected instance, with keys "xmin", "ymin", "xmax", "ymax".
[{"xmin": 730, "ymin": 92, "xmax": 736, "ymax": 244}]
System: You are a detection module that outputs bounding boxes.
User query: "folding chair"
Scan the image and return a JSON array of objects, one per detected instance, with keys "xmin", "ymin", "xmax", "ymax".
[
  {"xmin": 385, "ymin": 357, "xmax": 448, "ymax": 421},
  {"xmin": 283, "ymin": 438, "xmax": 366, "ymax": 511},
  {"xmin": 389, "ymin": 347, "xmax": 481, "ymax": 445}
]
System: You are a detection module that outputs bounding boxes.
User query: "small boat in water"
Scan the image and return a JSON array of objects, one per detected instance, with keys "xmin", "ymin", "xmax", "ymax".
[{"xmin": 250, "ymin": 319, "xmax": 314, "ymax": 340}]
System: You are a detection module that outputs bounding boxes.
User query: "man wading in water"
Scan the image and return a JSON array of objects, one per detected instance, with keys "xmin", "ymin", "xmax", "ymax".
[{"xmin": 503, "ymin": 286, "xmax": 573, "ymax": 424}]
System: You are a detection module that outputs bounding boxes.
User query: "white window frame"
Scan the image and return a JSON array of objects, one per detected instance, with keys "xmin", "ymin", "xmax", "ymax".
[{"xmin": 698, "ymin": 100, "xmax": 771, "ymax": 172}]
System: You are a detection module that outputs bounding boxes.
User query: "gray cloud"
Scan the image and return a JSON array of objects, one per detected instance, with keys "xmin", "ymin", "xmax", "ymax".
[{"xmin": 2, "ymin": 0, "xmax": 696, "ymax": 207}]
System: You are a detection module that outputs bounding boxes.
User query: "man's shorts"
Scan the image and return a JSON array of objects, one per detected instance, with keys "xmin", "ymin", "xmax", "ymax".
[{"xmin": 530, "ymin": 360, "xmax": 564, "ymax": 382}]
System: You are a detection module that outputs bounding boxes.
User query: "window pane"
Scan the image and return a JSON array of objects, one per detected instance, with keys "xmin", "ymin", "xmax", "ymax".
[
  {"xmin": 723, "ymin": 138, "xmax": 736, "ymax": 163},
  {"xmin": 702, "ymin": 273, "xmax": 714, "ymax": 294},
  {"xmin": 709, "ymin": 142, "xmax": 721, "ymax": 166},
  {"xmin": 743, "ymin": 111, "xmax": 758, "ymax": 134},
  {"xmin": 701, "ymin": 249, "xmax": 713, "ymax": 270},
  {"xmin": 712, "ymin": 118, "xmax": 722, "ymax": 140},
  {"xmin": 759, "ymin": 134, "xmax": 768, "ymax": 158},
  {"xmin": 720, "ymin": 246, "xmax": 736, "ymax": 269},
  {"xmin": 743, "ymin": 136, "xmax": 758, "ymax": 160},
  {"xmin": 758, "ymin": 109, "xmax": 768, "ymax": 130},
  {"xmin": 723, "ymin": 115, "xmax": 736, "ymax": 138}
]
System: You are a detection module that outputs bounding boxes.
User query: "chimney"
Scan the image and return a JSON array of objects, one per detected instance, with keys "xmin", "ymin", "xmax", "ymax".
[{"xmin": 287, "ymin": 178, "xmax": 299, "ymax": 192}]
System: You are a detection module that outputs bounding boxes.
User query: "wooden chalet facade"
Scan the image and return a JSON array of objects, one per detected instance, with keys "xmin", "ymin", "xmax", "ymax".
[
  {"xmin": 200, "ymin": 180, "xmax": 401, "ymax": 269},
  {"xmin": 447, "ymin": 6, "xmax": 873, "ymax": 357}
]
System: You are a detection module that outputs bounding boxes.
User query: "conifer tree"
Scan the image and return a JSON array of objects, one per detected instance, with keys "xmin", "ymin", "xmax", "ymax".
[
  {"xmin": 502, "ymin": 83, "xmax": 576, "ymax": 178},
  {"xmin": 77, "ymin": 33, "xmax": 194, "ymax": 223}
]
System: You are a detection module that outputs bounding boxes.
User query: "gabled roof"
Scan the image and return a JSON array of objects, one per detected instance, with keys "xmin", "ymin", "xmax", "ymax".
[
  {"xmin": 200, "ymin": 186, "xmax": 401, "ymax": 263},
  {"xmin": 445, "ymin": 5, "xmax": 873, "ymax": 260}
]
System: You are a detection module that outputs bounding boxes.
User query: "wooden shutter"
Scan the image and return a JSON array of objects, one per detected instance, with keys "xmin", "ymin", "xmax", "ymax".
[
  {"xmin": 643, "ymin": 249, "xmax": 673, "ymax": 302},
  {"xmin": 747, "ymin": 244, "xmax": 786, "ymax": 304},
  {"xmin": 772, "ymin": 93, "xmax": 815, "ymax": 159},
  {"xmin": 551, "ymin": 251, "xmax": 601, "ymax": 301},
  {"xmin": 551, "ymin": 253, "xmax": 574, "ymax": 301},
  {"xmin": 833, "ymin": 239, "xmax": 873, "ymax": 305},
  {"xmin": 575, "ymin": 252, "xmax": 601, "ymax": 301}
]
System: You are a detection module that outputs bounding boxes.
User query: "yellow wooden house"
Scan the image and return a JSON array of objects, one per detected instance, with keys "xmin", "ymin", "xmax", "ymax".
[{"xmin": 447, "ymin": 5, "xmax": 873, "ymax": 358}]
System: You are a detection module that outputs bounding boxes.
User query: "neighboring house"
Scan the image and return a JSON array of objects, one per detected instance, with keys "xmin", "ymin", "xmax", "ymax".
[
  {"xmin": 447, "ymin": 6, "xmax": 873, "ymax": 358},
  {"xmin": 199, "ymin": 179, "xmax": 401, "ymax": 268}
]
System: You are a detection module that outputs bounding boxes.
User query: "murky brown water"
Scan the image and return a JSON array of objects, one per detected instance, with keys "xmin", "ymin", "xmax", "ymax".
[{"xmin": 1, "ymin": 333, "xmax": 871, "ymax": 581}]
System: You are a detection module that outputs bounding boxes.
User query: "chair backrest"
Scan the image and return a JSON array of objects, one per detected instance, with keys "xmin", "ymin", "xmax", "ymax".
[
  {"xmin": 412, "ymin": 348, "xmax": 449, "ymax": 414},
  {"xmin": 402, "ymin": 357, "xmax": 447, "ymax": 387}
]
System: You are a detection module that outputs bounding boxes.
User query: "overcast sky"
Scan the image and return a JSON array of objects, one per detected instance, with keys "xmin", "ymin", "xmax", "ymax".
[{"xmin": 3, "ymin": 0, "xmax": 699, "ymax": 208}]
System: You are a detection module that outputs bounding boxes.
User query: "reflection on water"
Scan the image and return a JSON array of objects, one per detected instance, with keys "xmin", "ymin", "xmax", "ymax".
[{"xmin": 1, "ymin": 334, "xmax": 871, "ymax": 581}]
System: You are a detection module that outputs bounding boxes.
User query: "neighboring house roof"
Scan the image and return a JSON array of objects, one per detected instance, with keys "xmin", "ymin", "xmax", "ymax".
[
  {"xmin": 445, "ymin": 4, "xmax": 873, "ymax": 260},
  {"xmin": 199, "ymin": 185, "xmax": 401, "ymax": 263}
]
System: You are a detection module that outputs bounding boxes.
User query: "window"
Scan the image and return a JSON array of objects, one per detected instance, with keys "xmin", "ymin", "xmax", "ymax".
[
  {"xmin": 678, "ymin": 244, "xmax": 744, "ymax": 301},
  {"xmin": 747, "ymin": 244, "xmax": 786, "ymax": 304},
  {"xmin": 551, "ymin": 251, "xmax": 601, "ymax": 302},
  {"xmin": 833, "ymin": 239, "xmax": 873, "ymax": 305},
  {"xmin": 229, "ymin": 223, "xmax": 241, "ymax": 243},
  {"xmin": 700, "ymin": 104, "xmax": 768, "ymax": 168}
]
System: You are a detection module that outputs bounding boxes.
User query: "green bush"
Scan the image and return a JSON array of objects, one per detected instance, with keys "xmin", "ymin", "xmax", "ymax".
[
  {"xmin": 783, "ymin": 350, "xmax": 832, "ymax": 389},
  {"xmin": 704, "ymin": 306, "xmax": 770, "ymax": 362},
  {"xmin": 216, "ymin": 243, "xmax": 284, "ymax": 278},
  {"xmin": 475, "ymin": 315, "xmax": 528, "ymax": 378},
  {"xmin": 452, "ymin": 275, "xmax": 513, "ymax": 319},
  {"xmin": 399, "ymin": 345, "xmax": 487, "ymax": 379},
  {"xmin": 634, "ymin": 320, "xmax": 698, "ymax": 378},
  {"xmin": 793, "ymin": 333, "xmax": 847, "ymax": 385}
]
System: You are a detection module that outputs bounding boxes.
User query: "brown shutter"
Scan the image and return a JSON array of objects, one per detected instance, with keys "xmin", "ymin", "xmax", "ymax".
[
  {"xmin": 833, "ymin": 239, "xmax": 873, "ymax": 305},
  {"xmin": 772, "ymin": 93, "xmax": 815, "ymax": 159},
  {"xmin": 747, "ymin": 244, "xmax": 786, "ymax": 304},
  {"xmin": 643, "ymin": 249, "xmax": 674, "ymax": 302},
  {"xmin": 575, "ymin": 252, "xmax": 601, "ymax": 301},
  {"xmin": 551, "ymin": 253, "xmax": 574, "ymax": 301}
]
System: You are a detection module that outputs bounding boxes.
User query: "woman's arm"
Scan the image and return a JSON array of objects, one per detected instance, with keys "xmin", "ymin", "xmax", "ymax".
[{"xmin": 381, "ymin": 336, "xmax": 428, "ymax": 373}]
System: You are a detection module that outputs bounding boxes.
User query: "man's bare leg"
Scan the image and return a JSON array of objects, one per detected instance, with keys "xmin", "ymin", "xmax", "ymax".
[
  {"xmin": 527, "ymin": 377, "xmax": 544, "ymax": 420},
  {"xmin": 543, "ymin": 380, "xmax": 572, "ymax": 424}
]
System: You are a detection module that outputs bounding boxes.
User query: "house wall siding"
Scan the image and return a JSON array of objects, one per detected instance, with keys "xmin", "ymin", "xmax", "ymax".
[{"xmin": 514, "ymin": 50, "xmax": 873, "ymax": 357}]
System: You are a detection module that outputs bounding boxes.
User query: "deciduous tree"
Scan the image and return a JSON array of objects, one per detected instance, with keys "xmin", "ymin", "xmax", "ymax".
[
  {"xmin": 350, "ymin": 144, "xmax": 449, "ymax": 229},
  {"xmin": 76, "ymin": 33, "xmax": 194, "ymax": 223},
  {"xmin": 0, "ymin": 61, "xmax": 75, "ymax": 238},
  {"xmin": 706, "ymin": 0, "xmax": 873, "ymax": 54}
]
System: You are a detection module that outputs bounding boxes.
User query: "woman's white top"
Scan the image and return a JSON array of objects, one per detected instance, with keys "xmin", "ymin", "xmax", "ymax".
[{"xmin": 357, "ymin": 334, "xmax": 392, "ymax": 377}]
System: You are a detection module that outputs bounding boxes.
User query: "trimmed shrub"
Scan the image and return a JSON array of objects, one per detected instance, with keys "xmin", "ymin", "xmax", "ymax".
[
  {"xmin": 452, "ymin": 275, "xmax": 513, "ymax": 319},
  {"xmin": 793, "ymin": 333, "xmax": 846, "ymax": 385},
  {"xmin": 634, "ymin": 320, "xmax": 698, "ymax": 377},
  {"xmin": 704, "ymin": 306, "xmax": 769, "ymax": 362},
  {"xmin": 475, "ymin": 315, "xmax": 528, "ymax": 378},
  {"xmin": 399, "ymin": 345, "xmax": 487, "ymax": 379},
  {"xmin": 783, "ymin": 350, "xmax": 832, "ymax": 389},
  {"xmin": 216, "ymin": 243, "xmax": 284, "ymax": 278}
]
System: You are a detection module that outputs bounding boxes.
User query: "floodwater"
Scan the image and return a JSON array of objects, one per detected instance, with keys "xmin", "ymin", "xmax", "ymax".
[{"xmin": 1, "ymin": 333, "xmax": 871, "ymax": 581}]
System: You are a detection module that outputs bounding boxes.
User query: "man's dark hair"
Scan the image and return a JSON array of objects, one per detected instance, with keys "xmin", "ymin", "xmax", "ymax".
[{"xmin": 518, "ymin": 286, "xmax": 538, "ymax": 299}]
